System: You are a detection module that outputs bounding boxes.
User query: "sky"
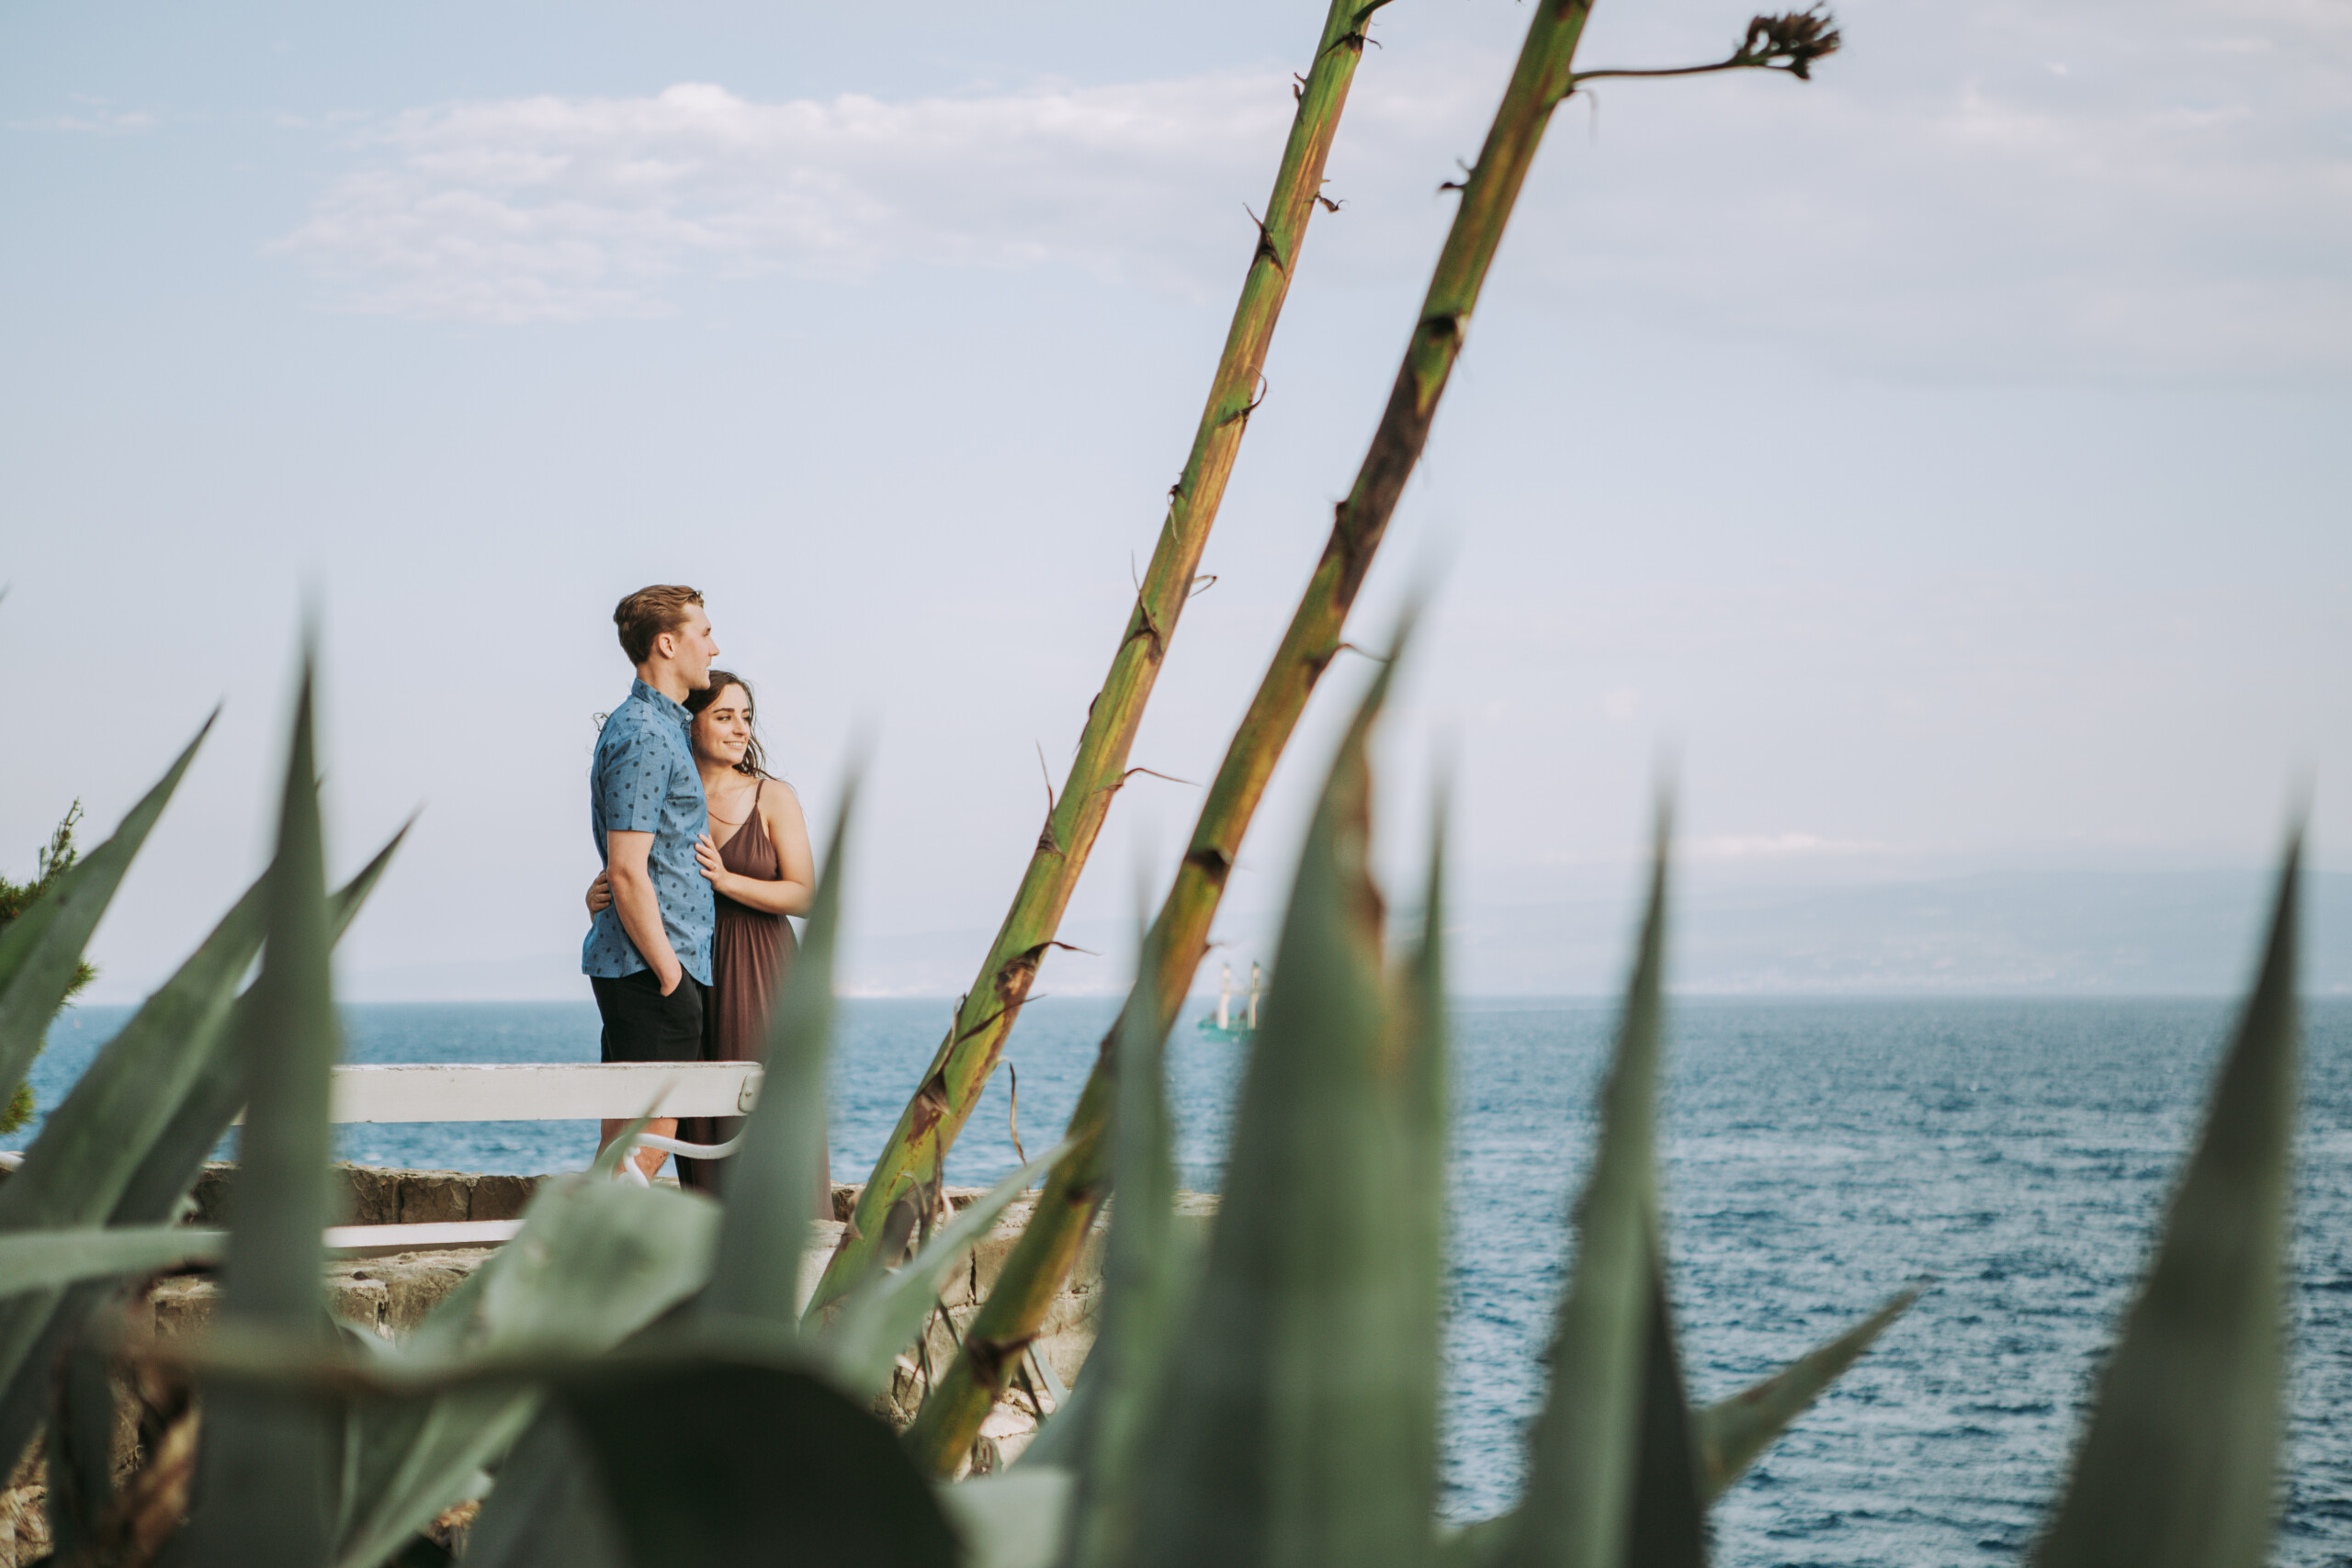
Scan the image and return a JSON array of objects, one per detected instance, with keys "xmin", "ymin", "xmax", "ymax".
[{"xmin": 3, "ymin": 0, "xmax": 2346, "ymax": 1001}]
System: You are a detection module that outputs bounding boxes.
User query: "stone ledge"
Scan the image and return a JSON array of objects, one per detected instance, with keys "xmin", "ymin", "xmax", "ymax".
[{"xmin": 146, "ymin": 1168, "xmax": 1196, "ymax": 1364}]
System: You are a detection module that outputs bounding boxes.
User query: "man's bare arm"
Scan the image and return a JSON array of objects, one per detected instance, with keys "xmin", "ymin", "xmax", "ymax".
[{"xmin": 605, "ymin": 830, "xmax": 684, "ymax": 994}]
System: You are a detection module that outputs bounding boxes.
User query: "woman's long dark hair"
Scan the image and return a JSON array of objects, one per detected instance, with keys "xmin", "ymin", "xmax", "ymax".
[{"xmin": 685, "ymin": 670, "xmax": 771, "ymax": 778}]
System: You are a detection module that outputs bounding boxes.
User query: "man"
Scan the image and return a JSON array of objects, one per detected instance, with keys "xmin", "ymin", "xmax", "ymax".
[{"xmin": 584, "ymin": 583, "xmax": 719, "ymax": 1180}]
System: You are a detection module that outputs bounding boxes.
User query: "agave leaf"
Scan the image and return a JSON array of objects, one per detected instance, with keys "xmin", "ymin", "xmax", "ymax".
[
  {"xmin": 1498, "ymin": 807, "xmax": 1696, "ymax": 1568},
  {"xmin": 2031, "ymin": 837, "xmax": 2302, "ymax": 1568},
  {"xmin": 0, "ymin": 876, "xmax": 267, "ymax": 1394},
  {"xmin": 0, "ymin": 1224, "xmax": 224, "ymax": 1293},
  {"xmin": 1693, "ymin": 1286, "xmax": 1918, "ymax": 1499},
  {"xmin": 552, "ymin": 1355, "xmax": 958, "ymax": 1568},
  {"xmin": 1056, "ymin": 926, "xmax": 1183, "ymax": 1551},
  {"xmin": 1385, "ymin": 796, "xmax": 1453, "ymax": 1513},
  {"xmin": 178, "ymin": 655, "xmax": 339, "ymax": 1568},
  {"xmin": 702, "ymin": 776, "xmax": 854, "ymax": 1329},
  {"xmin": 812, "ymin": 1144, "xmax": 1065, "ymax": 1401},
  {"xmin": 457, "ymin": 1403, "xmax": 628, "ymax": 1568},
  {"xmin": 938, "ymin": 1468, "xmax": 1075, "ymax": 1568},
  {"xmin": 0, "ymin": 714, "xmax": 213, "ymax": 1103},
  {"xmin": 105, "ymin": 824, "xmax": 408, "ymax": 1233},
  {"xmin": 1622, "ymin": 1261, "xmax": 1706, "ymax": 1568},
  {"xmin": 0, "ymin": 827, "xmax": 406, "ymax": 1484},
  {"xmin": 45, "ymin": 1334, "xmax": 117, "ymax": 1559},
  {"xmin": 0, "ymin": 875, "xmax": 266, "ymax": 1233},
  {"xmin": 331, "ymin": 1177, "xmax": 720, "ymax": 1568},
  {"xmin": 1126, "ymin": 628, "xmax": 1437, "ymax": 1568}
]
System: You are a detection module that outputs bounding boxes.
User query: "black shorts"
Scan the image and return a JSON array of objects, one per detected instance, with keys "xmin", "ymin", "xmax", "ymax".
[{"xmin": 592, "ymin": 969, "xmax": 706, "ymax": 1065}]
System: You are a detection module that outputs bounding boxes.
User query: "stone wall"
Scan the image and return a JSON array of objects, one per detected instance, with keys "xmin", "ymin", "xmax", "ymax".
[
  {"xmin": 155, "ymin": 1166, "xmax": 1148, "ymax": 1368},
  {"xmin": 0, "ymin": 1166, "xmax": 1203, "ymax": 1559}
]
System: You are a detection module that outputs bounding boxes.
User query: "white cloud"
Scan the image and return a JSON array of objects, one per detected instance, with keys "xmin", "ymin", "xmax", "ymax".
[
  {"xmin": 274, "ymin": 76, "xmax": 1298, "ymax": 322},
  {"xmin": 1684, "ymin": 832, "xmax": 1890, "ymax": 861},
  {"xmin": 275, "ymin": 0, "xmax": 2352, "ymax": 378},
  {"xmin": 1490, "ymin": 0, "xmax": 2352, "ymax": 379}
]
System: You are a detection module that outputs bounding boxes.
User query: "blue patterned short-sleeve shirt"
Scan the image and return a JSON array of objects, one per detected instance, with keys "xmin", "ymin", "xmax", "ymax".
[{"xmin": 582, "ymin": 677, "xmax": 714, "ymax": 986}]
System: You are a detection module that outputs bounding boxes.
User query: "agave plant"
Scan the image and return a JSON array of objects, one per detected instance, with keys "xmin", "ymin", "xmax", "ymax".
[{"xmin": 0, "ymin": 613, "xmax": 2310, "ymax": 1568}]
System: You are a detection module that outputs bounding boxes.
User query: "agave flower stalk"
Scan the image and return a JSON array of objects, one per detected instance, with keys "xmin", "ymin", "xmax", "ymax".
[
  {"xmin": 906, "ymin": 1, "xmax": 1841, "ymax": 1470},
  {"xmin": 816, "ymin": 0, "xmax": 1392, "ymax": 1309}
]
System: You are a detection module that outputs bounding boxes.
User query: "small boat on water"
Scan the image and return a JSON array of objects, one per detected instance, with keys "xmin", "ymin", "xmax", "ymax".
[{"xmin": 1197, "ymin": 962, "xmax": 1261, "ymax": 1040}]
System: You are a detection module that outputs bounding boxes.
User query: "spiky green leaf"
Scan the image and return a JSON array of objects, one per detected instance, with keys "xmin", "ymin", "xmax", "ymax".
[
  {"xmin": 552, "ymin": 1356, "xmax": 958, "ymax": 1568},
  {"xmin": 0, "ymin": 827, "xmax": 406, "ymax": 1483},
  {"xmin": 331, "ymin": 1176, "xmax": 719, "ymax": 1568},
  {"xmin": 0, "ymin": 874, "xmax": 267, "ymax": 1404},
  {"xmin": 0, "ymin": 1224, "xmax": 224, "ymax": 1294},
  {"xmin": 1125, "ymin": 628, "xmax": 1437, "ymax": 1568},
  {"xmin": 1693, "ymin": 1286, "xmax": 1918, "ymax": 1499},
  {"xmin": 1622, "ymin": 1262, "xmax": 1706, "ymax": 1568},
  {"xmin": 1386, "ymin": 796, "xmax": 1453, "ymax": 1508},
  {"xmin": 458, "ymin": 1403, "xmax": 628, "ymax": 1568},
  {"xmin": 1055, "ymin": 929, "xmax": 1184, "ymax": 1551},
  {"xmin": 178, "ymin": 655, "xmax": 338, "ymax": 1568},
  {"xmin": 1498, "ymin": 808, "xmax": 1699, "ymax": 1568},
  {"xmin": 2031, "ymin": 838, "xmax": 2302, "ymax": 1568},
  {"xmin": 938, "ymin": 1469, "xmax": 1075, "ymax": 1568},
  {"xmin": 0, "ymin": 714, "xmax": 212, "ymax": 1102}
]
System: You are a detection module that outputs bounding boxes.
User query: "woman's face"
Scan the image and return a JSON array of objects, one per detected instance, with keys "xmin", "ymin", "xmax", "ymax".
[{"xmin": 693, "ymin": 684, "xmax": 753, "ymax": 770}]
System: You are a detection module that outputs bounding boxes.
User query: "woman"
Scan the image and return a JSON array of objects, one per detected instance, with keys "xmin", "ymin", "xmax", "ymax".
[{"xmin": 590, "ymin": 670, "xmax": 823, "ymax": 1207}]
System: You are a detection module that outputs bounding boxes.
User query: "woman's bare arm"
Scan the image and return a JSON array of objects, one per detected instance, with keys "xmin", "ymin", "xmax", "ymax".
[{"xmin": 694, "ymin": 783, "xmax": 814, "ymax": 916}]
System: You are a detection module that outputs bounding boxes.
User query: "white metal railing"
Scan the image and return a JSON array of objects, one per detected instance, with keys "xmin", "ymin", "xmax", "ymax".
[
  {"xmin": 1, "ymin": 1063, "xmax": 768, "ymax": 1256},
  {"xmin": 315, "ymin": 1061, "xmax": 763, "ymax": 1244},
  {"xmin": 241, "ymin": 1059, "xmax": 765, "ymax": 1125}
]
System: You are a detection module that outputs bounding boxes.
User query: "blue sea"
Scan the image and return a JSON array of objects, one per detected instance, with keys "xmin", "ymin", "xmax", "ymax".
[{"xmin": 24, "ymin": 995, "xmax": 2352, "ymax": 1564}]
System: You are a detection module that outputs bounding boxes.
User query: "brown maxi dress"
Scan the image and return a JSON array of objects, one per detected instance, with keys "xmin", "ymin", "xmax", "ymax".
[{"xmin": 674, "ymin": 780, "xmax": 828, "ymax": 1212}]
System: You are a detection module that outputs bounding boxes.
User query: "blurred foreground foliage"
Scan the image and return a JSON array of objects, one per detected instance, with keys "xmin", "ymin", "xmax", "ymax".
[{"xmin": 0, "ymin": 633, "xmax": 2305, "ymax": 1568}]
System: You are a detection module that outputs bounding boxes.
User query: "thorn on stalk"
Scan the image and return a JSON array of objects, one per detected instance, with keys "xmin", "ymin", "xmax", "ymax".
[
  {"xmin": 1293, "ymin": 72, "xmax": 1307, "ymax": 103},
  {"xmin": 1439, "ymin": 157, "xmax": 1476, "ymax": 194},
  {"xmin": 1091, "ymin": 764, "xmax": 1202, "ymax": 802},
  {"xmin": 1125, "ymin": 590, "xmax": 1169, "ymax": 661},
  {"xmin": 1331, "ymin": 0, "xmax": 1393, "ymax": 53},
  {"xmin": 1317, "ymin": 193, "xmax": 1344, "ymax": 213},
  {"xmin": 1188, "ymin": 572, "xmax": 1217, "ymax": 599},
  {"xmin": 1035, "ymin": 741, "xmax": 1057, "ymax": 812},
  {"xmin": 1243, "ymin": 204, "xmax": 1288, "ymax": 276},
  {"xmin": 1216, "ymin": 372, "xmax": 1270, "ymax": 431}
]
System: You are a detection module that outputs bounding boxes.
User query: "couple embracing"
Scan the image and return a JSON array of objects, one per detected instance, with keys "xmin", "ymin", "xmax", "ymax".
[{"xmin": 581, "ymin": 583, "xmax": 827, "ymax": 1210}]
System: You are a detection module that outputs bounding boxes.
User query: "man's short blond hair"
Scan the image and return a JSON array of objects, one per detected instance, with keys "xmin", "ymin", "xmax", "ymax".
[{"xmin": 613, "ymin": 585, "xmax": 705, "ymax": 665}]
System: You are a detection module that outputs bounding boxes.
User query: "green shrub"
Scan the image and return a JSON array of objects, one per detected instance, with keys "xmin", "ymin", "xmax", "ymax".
[{"xmin": 0, "ymin": 802, "xmax": 96, "ymax": 1134}]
